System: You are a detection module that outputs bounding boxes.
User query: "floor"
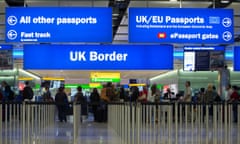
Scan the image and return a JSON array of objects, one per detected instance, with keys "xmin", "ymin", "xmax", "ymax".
[{"xmin": 1, "ymin": 116, "xmax": 240, "ymax": 144}]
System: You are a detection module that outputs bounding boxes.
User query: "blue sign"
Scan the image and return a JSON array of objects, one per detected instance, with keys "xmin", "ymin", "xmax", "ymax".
[
  {"xmin": 234, "ymin": 46, "xmax": 240, "ymax": 71},
  {"xmin": 6, "ymin": 7, "xmax": 112, "ymax": 43},
  {"xmin": 0, "ymin": 44, "xmax": 12, "ymax": 50},
  {"xmin": 129, "ymin": 8, "xmax": 234, "ymax": 44},
  {"xmin": 23, "ymin": 44, "xmax": 173, "ymax": 70},
  {"xmin": 184, "ymin": 46, "xmax": 225, "ymax": 51}
]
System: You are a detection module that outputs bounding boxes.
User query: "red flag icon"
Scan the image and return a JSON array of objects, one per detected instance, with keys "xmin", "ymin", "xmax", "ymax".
[{"xmin": 157, "ymin": 32, "xmax": 167, "ymax": 39}]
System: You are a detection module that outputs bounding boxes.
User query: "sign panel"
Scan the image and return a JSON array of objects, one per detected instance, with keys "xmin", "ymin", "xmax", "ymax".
[
  {"xmin": 24, "ymin": 44, "xmax": 173, "ymax": 70},
  {"xmin": 129, "ymin": 8, "xmax": 234, "ymax": 44},
  {"xmin": 0, "ymin": 44, "xmax": 13, "ymax": 70},
  {"xmin": 6, "ymin": 7, "xmax": 112, "ymax": 42},
  {"xmin": 90, "ymin": 72, "xmax": 120, "ymax": 82},
  {"xmin": 183, "ymin": 46, "xmax": 225, "ymax": 71},
  {"xmin": 234, "ymin": 46, "xmax": 240, "ymax": 71}
]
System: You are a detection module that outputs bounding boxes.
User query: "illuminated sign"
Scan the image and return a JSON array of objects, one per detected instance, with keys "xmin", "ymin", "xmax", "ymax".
[
  {"xmin": 129, "ymin": 8, "xmax": 234, "ymax": 44},
  {"xmin": 234, "ymin": 46, "xmax": 240, "ymax": 71},
  {"xmin": 24, "ymin": 44, "xmax": 173, "ymax": 70},
  {"xmin": 90, "ymin": 72, "xmax": 120, "ymax": 82},
  {"xmin": 6, "ymin": 7, "xmax": 112, "ymax": 42}
]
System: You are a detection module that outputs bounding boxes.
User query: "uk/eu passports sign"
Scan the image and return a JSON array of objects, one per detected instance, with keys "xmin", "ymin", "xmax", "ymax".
[
  {"xmin": 234, "ymin": 46, "xmax": 240, "ymax": 71},
  {"xmin": 5, "ymin": 7, "xmax": 112, "ymax": 43},
  {"xmin": 129, "ymin": 8, "xmax": 234, "ymax": 44}
]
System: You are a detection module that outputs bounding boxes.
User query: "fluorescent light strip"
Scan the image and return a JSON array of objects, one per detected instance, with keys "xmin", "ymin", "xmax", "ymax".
[
  {"xmin": 19, "ymin": 69, "xmax": 41, "ymax": 80},
  {"xmin": 150, "ymin": 70, "xmax": 177, "ymax": 81}
]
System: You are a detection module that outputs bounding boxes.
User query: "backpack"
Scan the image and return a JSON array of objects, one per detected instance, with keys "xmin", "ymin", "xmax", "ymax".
[
  {"xmin": 8, "ymin": 90, "xmax": 15, "ymax": 101},
  {"xmin": 23, "ymin": 87, "xmax": 34, "ymax": 100}
]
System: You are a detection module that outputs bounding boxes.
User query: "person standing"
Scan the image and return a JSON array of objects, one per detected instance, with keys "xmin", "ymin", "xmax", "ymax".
[
  {"xmin": 42, "ymin": 86, "xmax": 53, "ymax": 102},
  {"xmin": 74, "ymin": 86, "xmax": 87, "ymax": 117},
  {"xmin": 183, "ymin": 81, "xmax": 192, "ymax": 121},
  {"xmin": 164, "ymin": 88, "xmax": 174, "ymax": 100},
  {"xmin": 229, "ymin": 85, "xmax": 239, "ymax": 123},
  {"xmin": 22, "ymin": 81, "xmax": 34, "ymax": 101},
  {"xmin": 225, "ymin": 84, "xmax": 233, "ymax": 101},
  {"xmin": 90, "ymin": 88, "xmax": 100, "ymax": 122},
  {"xmin": 55, "ymin": 87, "xmax": 68, "ymax": 122},
  {"xmin": 74, "ymin": 86, "xmax": 85, "ymax": 103}
]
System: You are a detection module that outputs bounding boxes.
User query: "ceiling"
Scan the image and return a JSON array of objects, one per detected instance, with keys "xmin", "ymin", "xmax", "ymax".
[{"xmin": 0, "ymin": 0, "xmax": 240, "ymax": 80}]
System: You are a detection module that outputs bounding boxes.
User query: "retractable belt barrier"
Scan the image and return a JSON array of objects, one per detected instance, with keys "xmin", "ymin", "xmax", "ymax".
[
  {"xmin": 0, "ymin": 101, "xmax": 55, "ymax": 144},
  {"xmin": 108, "ymin": 102, "xmax": 240, "ymax": 144},
  {"xmin": 1, "ymin": 101, "xmax": 240, "ymax": 144}
]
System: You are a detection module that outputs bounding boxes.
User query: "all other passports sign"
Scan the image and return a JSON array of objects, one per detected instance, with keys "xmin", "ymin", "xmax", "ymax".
[
  {"xmin": 129, "ymin": 8, "xmax": 234, "ymax": 44},
  {"xmin": 23, "ymin": 44, "xmax": 173, "ymax": 70},
  {"xmin": 6, "ymin": 7, "xmax": 112, "ymax": 43}
]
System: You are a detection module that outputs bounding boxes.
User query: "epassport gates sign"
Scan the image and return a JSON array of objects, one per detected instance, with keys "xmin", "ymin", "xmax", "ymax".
[{"xmin": 129, "ymin": 8, "xmax": 234, "ymax": 44}]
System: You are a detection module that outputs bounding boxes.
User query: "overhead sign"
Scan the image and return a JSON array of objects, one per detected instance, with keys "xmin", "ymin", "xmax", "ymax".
[
  {"xmin": 24, "ymin": 44, "xmax": 173, "ymax": 70},
  {"xmin": 5, "ymin": 7, "xmax": 112, "ymax": 43},
  {"xmin": 234, "ymin": 46, "xmax": 240, "ymax": 71},
  {"xmin": 129, "ymin": 8, "xmax": 234, "ymax": 44},
  {"xmin": 0, "ymin": 44, "xmax": 12, "ymax": 50},
  {"xmin": 90, "ymin": 72, "xmax": 120, "ymax": 82},
  {"xmin": 184, "ymin": 46, "xmax": 225, "ymax": 51}
]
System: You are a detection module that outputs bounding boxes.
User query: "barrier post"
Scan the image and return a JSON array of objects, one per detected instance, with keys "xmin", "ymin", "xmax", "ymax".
[
  {"xmin": 213, "ymin": 104, "xmax": 217, "ymax": 144},
  {"xmin": 206, "ymin": 104, "xmax": 209, "ymax": 144},
  {"xmin": 219, "ymin": 103, "xmax": 223, "ymax": 144},
  {"xmin": 175, "ymin": 102, "xmax": 178, "ymax": 144},
  {"xmin": 0, "ymin": 103, "xmax": 2, "ymax": 144},
  {"xmin": 73, "ymin": 102, "xmax": 78, "ymax": 144},
  {"xmin": 238, "ymin": 104, "xmax": 240, "ymax": 144},
  {"xmin": 224, "ymin": 102, "xmax": 227, "ymax": 144},
  {"xmin": 168, "ymin": 103, "xmax": 172, "ymax": 144},
  {"xmin": 22, "ymin": 101, "xmax": 26, "ymax": 144}
]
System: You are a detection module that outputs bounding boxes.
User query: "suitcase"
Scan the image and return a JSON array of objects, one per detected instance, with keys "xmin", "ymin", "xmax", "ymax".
[{"xmin": 95, "ymin": 104, "xmax": 107, "ymax": 122}]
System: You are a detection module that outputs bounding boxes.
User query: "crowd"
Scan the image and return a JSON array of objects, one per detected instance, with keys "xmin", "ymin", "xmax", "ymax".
[{"xmin": 1, "ymin": 80, "xmax": 240, "ymax": 123}]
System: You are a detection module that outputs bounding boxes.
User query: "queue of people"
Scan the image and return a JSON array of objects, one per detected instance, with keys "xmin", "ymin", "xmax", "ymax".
[{"xmin": 1, "ymin": 80, "xmax": 240, "ymax": 123}]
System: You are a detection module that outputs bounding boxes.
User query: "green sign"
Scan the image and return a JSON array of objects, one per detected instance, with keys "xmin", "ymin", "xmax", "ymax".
[
  {"xmin": 90, "ymin": 78, "xmax": 120, "ymax": 82},
  {"xmin": 64, "ymin": 84, "xmax": 103, "ymax": 89}
]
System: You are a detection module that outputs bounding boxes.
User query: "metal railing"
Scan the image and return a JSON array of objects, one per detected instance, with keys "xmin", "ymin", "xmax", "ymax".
[
  {"xmin": 108, "ymin": 102, "xmax": 240, "ymax": 144},
  {"xmin": 0, "ymin": 101, "xmax": 55, "ymax": 144},
  {"xmin": 2, "ymin": 101, "xmax": 240, "ymax": 144}
]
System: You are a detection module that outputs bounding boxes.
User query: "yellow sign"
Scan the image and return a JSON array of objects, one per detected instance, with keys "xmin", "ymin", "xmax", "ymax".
[
  {"xmin": 129, "ymin": 83, "xmax": 146, "ymax": 87},
  {"xmin": 42, "ymin": 77, "xmax": 65, "ymax": 81},
  {"xmin": 90, "ymin": 72, "xmax": 120, "ymax": 79},
  {"xmin": 89, "ymin": 83, "xmax": 101, "ymax": 88},
  {"xmin": 18, "ymin": 77, "xmax": 34, "ymax": 81}
]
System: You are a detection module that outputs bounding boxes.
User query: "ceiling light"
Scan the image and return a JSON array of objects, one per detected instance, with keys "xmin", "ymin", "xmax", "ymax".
[
  {"xmin": 112, "ymin": 13, "xmax": 119, "ymax": 16},
  {"xmin": 220, "ymin": 0, "xmax": 230, "ymax": 3}
]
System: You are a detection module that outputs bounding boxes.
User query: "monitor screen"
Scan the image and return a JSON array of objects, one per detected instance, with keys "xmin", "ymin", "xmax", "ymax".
[
  {"xmin": 0, "ymin": 47, "xmax": 13, "ymax": 70},
  {"xmin": 183, "ymin": 51, "xmax": 195, "ymax": 71},
  {"xmin": 209, "ymin": 51, "xmax": 225, "ymax": 70},
  {"xmin": 183, "ymin": 46, "xmax": 225, "ymax": 71}
]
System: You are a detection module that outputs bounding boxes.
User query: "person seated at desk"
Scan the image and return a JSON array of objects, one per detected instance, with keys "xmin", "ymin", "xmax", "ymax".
[{"xmin": 163, "ymin": 88, "xmax": 174, "ymax": 100}]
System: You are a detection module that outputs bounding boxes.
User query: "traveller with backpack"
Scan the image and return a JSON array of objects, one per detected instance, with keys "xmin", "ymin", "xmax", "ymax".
[{"xmin": 23, "ymin": 81, "xmax": 34, "ymax": 101}]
